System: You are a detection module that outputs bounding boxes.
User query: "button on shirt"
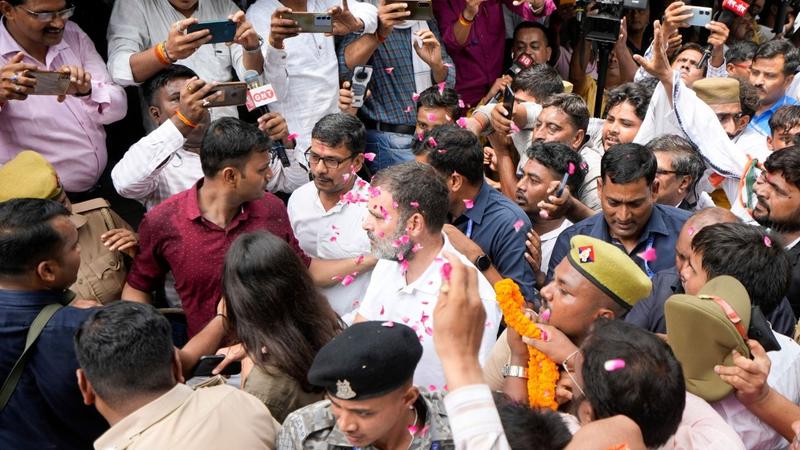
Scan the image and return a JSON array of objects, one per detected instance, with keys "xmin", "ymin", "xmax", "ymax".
[
  {"xmin": 0, "ymin": 289, "xmax": 107, "ymax": 450},
  {"xmin": 748, "ymin": 94, "xmax": 800, "ymax": 137},
  {"xmin": 547, "ymin": 204, "xmax": 691, "ymax": 281},
  {"xmin": 0, "ymin": 20, "xmax": 127, "ymax": 192},
  {"xmin": 247, "ymin": 0, "xmax": 378, "ymax": 152},
  {"xmin": 93, "ymin": 384, "xmax": 280, "ymax": 450},
  {"xmin": 453, "ymin": 182, "xmax": 536, "ymax": 300},
  {"xmin": 357, "ymin": 235, "xmax": 501, "ymax": 389},
  {"xmin": 126, "ymin": 180, "xmax": 310, "ymax": 336},
  {"xmin": 106, "ymin": 0, "xmax": 255, "ymax": 121},
  {"xmin": 287, "ymin": 178, "xmax": 372, "ymax": 320}
]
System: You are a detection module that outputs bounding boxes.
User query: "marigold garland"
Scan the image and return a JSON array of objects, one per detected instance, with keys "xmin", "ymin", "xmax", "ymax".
[{"xmin": 495, "ymin": 278, "xmax": 560, "ymax": 410}]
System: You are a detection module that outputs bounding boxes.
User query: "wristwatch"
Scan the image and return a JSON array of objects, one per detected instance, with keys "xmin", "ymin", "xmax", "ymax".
[
  {"xmin": 502, "ymin": 364, "xmax": 529, "ymax": 379},
  {"xmin": 474, "ymin": 254, "xmax": 491, "ymax": 272}
]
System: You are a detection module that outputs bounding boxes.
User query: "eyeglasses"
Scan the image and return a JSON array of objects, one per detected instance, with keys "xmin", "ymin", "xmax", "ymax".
[
  {"xmin": 304, "ymin": 149, "xmax": 356, "ymax": 169},
  {"xmin": 656, "ymin": 168, "xmax": 678, "ymax": 176},
  {"xmin": 17, "ymin": 4, "xmax": 75, "ymax": 22},
  {"xmin": 561, "ymin": 350, "xmax": 586, "ymax": 398}
]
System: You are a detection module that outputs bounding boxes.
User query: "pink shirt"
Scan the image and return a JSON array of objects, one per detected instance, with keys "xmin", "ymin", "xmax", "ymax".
[
  {"xmin": 432, "ymin": 0, "xmax": 554, "ymax": 106},
  {"xmin": 0, "ymin": 20, "xmax": 126, "ymax": 192}
]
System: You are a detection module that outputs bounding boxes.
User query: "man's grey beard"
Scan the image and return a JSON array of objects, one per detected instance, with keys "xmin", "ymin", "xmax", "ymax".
[{"xmin": 369, "ymin": 228, "xmax": 416, "ymax": 262}]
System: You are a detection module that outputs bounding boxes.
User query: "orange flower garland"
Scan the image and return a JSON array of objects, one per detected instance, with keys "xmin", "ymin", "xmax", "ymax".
[{"xmin": 495, "ymin": 279, "xmax": 560, "ymax": 410}]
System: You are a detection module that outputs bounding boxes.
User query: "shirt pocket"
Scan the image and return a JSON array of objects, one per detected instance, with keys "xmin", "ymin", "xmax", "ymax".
[{"xmin": 72, "ymin": 252, "xmax": 127, "ymax": 304}]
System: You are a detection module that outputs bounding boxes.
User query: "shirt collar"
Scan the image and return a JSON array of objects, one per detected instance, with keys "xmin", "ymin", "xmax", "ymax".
[
  {"xmin": 590, "ymin": 204, "xmax": 670, "ymax": 247},
  {"xmin": 183, "ymin": 179, "xmax": 259, "ymax": 224},
  {"xmin": 461, "ymin": 182, "xmax": 489, "ymax": 225},
  {"xmin": 317, "ymin": 176, "xmax": 368, "ymax": 215},
  {"xmin": 0, "ymin": 288, "xmax": 75, "ymax": 306},
  {"xmin": 0, "ymin": 18, "xmax": 70, "ymax": 64},
  {"xmin": 94, "ymin": 384, "xmax": 192, "ymax": 450}
]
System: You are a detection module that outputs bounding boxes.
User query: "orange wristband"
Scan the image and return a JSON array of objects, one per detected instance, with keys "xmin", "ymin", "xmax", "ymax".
[
  {"xmin": 458, "ymin": 13, "xmax": 474, "ymax": 26},
  {"xmin": 154, "ymin": 42, "xmax": 171, "ymax": 65},
  {"xmin": 175, "ymin": 110, "xmax": 198, "ymax": 129}
]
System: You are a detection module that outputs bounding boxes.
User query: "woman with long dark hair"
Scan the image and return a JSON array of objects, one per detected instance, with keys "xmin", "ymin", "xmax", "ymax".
[{"xmin": 222, "ymin": 231, "xmax": 343, "ymax": 422}]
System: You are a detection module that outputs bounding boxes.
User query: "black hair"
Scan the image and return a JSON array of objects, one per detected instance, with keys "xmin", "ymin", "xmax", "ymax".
[
  {"xmin": 769, "ymin": 105, "xmax": 800, "ymax": 136},
  {"xmin": 600, "ymin": 143, "xmax": 657, "ymax": 186},
  {"xmin": 726, "ymin": 40, "xmax": 758, "ymax": 64},
  {"xmin": 495, "ymin": 395, "xmax": 572, "ymax": 450},
  {"xmin": 0, "ymin": 198, "xmax": 70, "ymax": 276},
  {"xmin": 526, "ymin": 142, "xmax": 587, "ymax": 194},
  {"xmin": 581, "ymin": 319, "xmax": 685, "ymax": 448},
  {"xmin": 739, "ymin": 79, "xmax": 759, "ymax": 119},
  {"xmin": 200, "ymin": 117, "xmax": 271, "ymax": 177},
  {"xmin": 765, "ymin": 145, "xmax": 800, "ymax": 190},
  {"xmin": 755, "ymin": 39, "xmax": 800, "ymax": 76},
  {"xmin": 223, "ymin": 232, "xmax": 342, "ymax": 393},
  {"xmin": 692, "ymin": 223, "xmax": 790, "ymax": 316},
  {"xmin": 74, "ymin": 302, "xmax": 175, "ymax": 405},
  {"xmin": 541, "ymin": 93, "xmax": 590, "ymax": 133},
  {"xmin": 513, "ymin": 21, "xmax": 551, "ymax": 47},
  {"xmin": 604, "ymin": 83, "xmax": 650, "ymax": 121},
  {"xmin": 416, "ymin": 85, "xmax": 464, "ymax": 121},
  {"xmin": 371, "ymin": 162, "xmax": 450, "ymax": 234},
  {"xmin": 669, "ymin": 43, "xmax": 704, "ymax": 64},
  {"xmin": 414, "ymin": 125, "xmax": 484, "ymax": 185},
  {"xmin": 511, "ymin": 64, "xmax": 564, "ymax": 102},
  {"xmin": 311, "ymin": 113, "xmax": 366, "ymax": 154},
  {"xmin": 141, "ymin": 64, "xmax": 198, "ymax": 107},
  {"xmin": 645, "ymin": 134, "xmax": 706, "ymax": 191}
]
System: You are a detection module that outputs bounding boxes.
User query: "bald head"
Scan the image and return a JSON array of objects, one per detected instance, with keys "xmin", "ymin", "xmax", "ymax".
[{"xmin": 675, "ymin": 207, "xmax": 740, "ymax": 269}]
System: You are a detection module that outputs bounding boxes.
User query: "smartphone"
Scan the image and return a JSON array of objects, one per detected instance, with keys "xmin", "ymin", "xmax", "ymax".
[
  {"xmin": 192, "ymin": 354, "xmax": 242, "ymax": 377},
  {"xmin": 205, "ymin": 81, "xmax": 247, "ymax": 107},
  {"xmin": 186, "ymin": 20, "xmax": 237, "ymax": 44},
  {"xmin": 386, "ymin": 0, "xmax": 434, "ymax": 21},
  {"xmin": 29, "ymin": 71, "xmax": 70, "ymax": 96},
  {"xmin": 282, "ymin": 12, "xmax": 333, "ymax": 33},
  {"xmin": 350, "ymin": 65, "xmax": 373, "ymax": 108},
  {"xmin": 502, "ymin": 85, "xmax": 515, "ymax": 120},
  {"xmin": 685, "ymin": 6, "xmax": 712, "ymax": 27}
]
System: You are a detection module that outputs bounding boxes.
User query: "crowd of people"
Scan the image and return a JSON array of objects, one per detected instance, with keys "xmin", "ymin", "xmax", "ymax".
[{"xmin": 4, "ymin": 0, "xmax": 800, "ymax": 448}]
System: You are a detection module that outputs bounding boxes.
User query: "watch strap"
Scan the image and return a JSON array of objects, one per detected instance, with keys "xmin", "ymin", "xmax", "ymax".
[{"xmin": 501, "ymin": 364, "xmax": 529, "ymax": 379}]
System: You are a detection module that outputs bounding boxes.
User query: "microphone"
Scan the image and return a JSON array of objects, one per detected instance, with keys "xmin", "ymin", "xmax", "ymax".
[
  {"xmin": 696, "ymin": 0, "xmax": 750, "ymax": 68},
  {"xmin": 244, "ymin": 70, "xmax": 291, "ymax": 168},
  {"xmin": 506, "ymin": 53, "xmax": 536, "ymax": 77}
]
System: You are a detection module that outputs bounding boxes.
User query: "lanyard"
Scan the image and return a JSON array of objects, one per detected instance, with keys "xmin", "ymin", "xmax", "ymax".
[{"xmin": 465, "ymin": 219, "xmax": 474, "ymax": 239}]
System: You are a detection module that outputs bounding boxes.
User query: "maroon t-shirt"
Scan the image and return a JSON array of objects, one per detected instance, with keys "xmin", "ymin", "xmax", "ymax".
[{"xmin": 126, "ymin": 180, "xmax": 310, "ymax": 336}]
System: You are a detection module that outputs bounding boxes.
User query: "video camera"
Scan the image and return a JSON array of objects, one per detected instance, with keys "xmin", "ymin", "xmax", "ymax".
[{"xmin": 578, "ymin": 0, "xmax": 649, "ymax": 44}]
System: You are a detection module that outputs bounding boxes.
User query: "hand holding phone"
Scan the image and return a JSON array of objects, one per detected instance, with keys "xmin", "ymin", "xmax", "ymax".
[
  {"xmin": 193, "ymin": 354, "xmax": 242, "ymax": 377},
  {"xmin": 685, "ymin": 6, "xmax": 712, "ymax": 27},
  {"xmin": 165, "ymin": 18, "xmax": 214, "ymax": 61},
  {"xmin": 29, "ymin": 71, "xmax": 70, "ymax": 96},
  {"xmin": 203, "ymin": 81, "xmax": 247, "ymax": 108},
  {"xmin": 282, "ymin": 12, "xmax": 333, "ymax": 33},
  {"xmin": 0, "ymin": 52, "xmax": 39, "ymax": 103},
  {"xmin": 502, "ymin": 85, "xmax": 515, "ymax": 121},
  {"xmin": 350, "ymin": 65, "xmax": 373, "ymax": 108},
  {"xmin": 385, "ymin": 0, "xmax": 433, "ymax": 21},
  {"xmin": 186, "ymin": 20, "xmax": 238, "ymax": 44}
]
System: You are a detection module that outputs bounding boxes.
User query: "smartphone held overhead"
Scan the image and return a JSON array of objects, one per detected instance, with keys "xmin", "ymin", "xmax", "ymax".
[
  {"xmin": 385, "ymin": 0, "xmax": 434, "ymax": 21},
  {"xmin": 186, "ymin": 20, "xmax": 237, "ymax": 44}
]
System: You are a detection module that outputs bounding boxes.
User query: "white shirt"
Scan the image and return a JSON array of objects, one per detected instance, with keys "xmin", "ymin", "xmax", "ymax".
[
  {"xmin": 247, "ymin": 0, "xmax": 377, "ymax": 153},
  {"xmin": 711, "ymin": 332, "xmax": 800, "ymax": 450},
  {"xmin": 287, "ymin": 178, "xmax": 372, "ymax": 319},
  {"xmin": 358, "ymin": 235, "xmax": 501, "ymax": 389},
  {"xmin": 540, "ymin": 219, "xmax": 572, "ymax": 272},
  {"xmin": 111, "ymin": 119, "xmax": 310, "ymax": 210},
  {"xmin": 107, "ymin": 0, "xmax": 260, "ymax": 121},
  {"xmin": 656, "ymin": 392, "xmax": 745, "ymax": 450}
]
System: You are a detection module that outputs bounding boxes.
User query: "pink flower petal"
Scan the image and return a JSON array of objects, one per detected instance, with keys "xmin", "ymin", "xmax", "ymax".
[
  {"xmin": 764, "ymin": 235, "xmax": 773, "ymax": 247},
  {"xmin": 428, "ymin": 384, "xmax": 437, "ymax": 391},
  {"xmin": 540, "ymin": 308, "xmax": 551, "ymax": 322},
  {"xmin": 416, "ymin": 132, "xmax": 424, "ymax": 141},
  {"xmin": 444, "ymin": 62, "xmax": 454, "ymax": 68},
  {"xmin": 437, "ymin": 82, "xmax": 445, "ymax": 94},
  {"xmin": 411, "ymin": 243, "xmax": 423, "ymax": 253},
  {"xmin": 420, "ymin": 424, "xmax": 431, "ymax": 436},
  {"xmin": 421, "ymin": 312, "xmax": 429, "ymax": 323},
  {"xmin": 604, "ymin": 359, "xmax": 626, "ymax": 372},
  {"xmin": 456, "ymin": 117, "xmax": 468, "ymax": 128},
  {"xmin": 381, "ymin": 321, "xmax": 395, "ymax": 327},
  {"xmin": 384, "ymin": 67, "xmax": 394, "ymax": 74},
  {"xmin": 425, "ymin": 326, "xmax": 433, "ymax": 335},
  {"xmin": 364, "ymin": 152, "xmax": 376, "ymax": 161},
  {"xmin": 437, "ymin": 149, "xmax": 447, "ymax": 154},
  {"xmin": 286, "ymin": 133, "xmax": 298, "ymax": 141},
  {"xmin": 410, "ymin": 201, "xmax": 420, "ymax": 208},
  {"xmin": 342, "ymin": 173, "xmax": 351, "ymax": 182},
  {"xmin": 396, "ymin": 251, "xmax": 404, "ymax": 261},
  {"xmin": 402, "ymin": 316, "xmax": 410, "ymax": 323},
  {"xmin": 687, "ymin": 226, "xmax": 696, "ymax": 236},
  {"xmin": 341, "ymin": 275, "xmax": 356, "ymax": 286},
  {"xmin": 356, "ymin": 179, "xmax": 367, "ymax": 188},
  {"xmin": 352, "ymin": 300, "xmax": 360, "ymax": 308},
  {"xmin": 427, "ymin": 137, "xmax": 438, "ymax": 147},
  {"xmin": 408, "ymin": 424, "xmax": 419, "ymax": 434},
  {"xmin": 368, "ymin": 186, "xmax": 382, "ymax": 198},
  {"xmin": 463, "ymin": 199, "xmax": 474, "ymax": 209},
  {"xmin": 458, "ymin": 99, "xmax": 465, "ymax": 108},
  {"xmin": 427, "ymin": 113, "xmax": 437, "ymax": 121},
  {"xmin": 404, "ymin": 106, "xmax": 413, "ymax": 112},
  {"xmin": 329, "ymin": 235, "xmax": 337, "ymax": 242},
  {"xmin": 400, "ymin": 259, "xmax": 410, "ymax": 273},
  {"xmin": 392, "ymin": 201, "xmax": 399, "ymax": 209},
  {"xmin": 637, "ymin": 247, "xmax": 657, "ymax": 262},
  {"xmin": 440, "ymin": 262, "xmax": 452, "ymax": 281},
  {"xmin": 380, "ymin": 305, "xmax": 385, "ymax": 315},
  {"xmin": 513, "ymin": 219, "xmax": 524, "ymax": 232},
  {"xmin": 412, "ymin": 92, "xmax": 420, "ymax": 102},
  {"xmin": 510, "ymin": 122, "xmax": 521, "ymax": 133},
  {"xmin": 377, "ymin": 231, "xmax": 385, "ymax": 238},
  {"xmin": 567, "ymin": 162, "xmax": 576, "ymax": 175},
  {"xmin": 356, "ymin": 255, "xmax": 365, "ymax": 265}
]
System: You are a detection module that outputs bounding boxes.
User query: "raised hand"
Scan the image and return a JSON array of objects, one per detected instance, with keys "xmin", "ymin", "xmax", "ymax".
[
  {"xmin": 165, "ymin": 18, "xmax": 213, "ymax": 61},
  {"xmin": 229, "ymin": 11, "xmax": 261, "ymax": 50}
]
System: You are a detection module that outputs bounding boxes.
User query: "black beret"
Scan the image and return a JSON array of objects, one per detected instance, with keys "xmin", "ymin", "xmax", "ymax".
[{"xmin": 308, "ymin": 321, "xmax": 423, "ymax": 400}]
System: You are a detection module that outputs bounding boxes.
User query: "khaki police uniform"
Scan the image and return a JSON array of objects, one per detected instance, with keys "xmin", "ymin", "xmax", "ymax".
[{"xmin": 69, "ymin": 198, "xmax": 134, "ymax": 304}]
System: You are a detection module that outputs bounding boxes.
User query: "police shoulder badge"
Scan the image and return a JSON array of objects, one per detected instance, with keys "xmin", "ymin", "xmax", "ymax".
[
  {"xmin": 578, "ymin": 245, "xmax": 594, "ymax": 263},
  {"xmin": 336, "ymin": 379, "xmax": 357, "ymax": 399}
]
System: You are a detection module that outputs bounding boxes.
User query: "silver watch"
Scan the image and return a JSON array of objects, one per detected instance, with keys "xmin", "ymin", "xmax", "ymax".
[{"xmin": 501, "ymin": 364, "xmax": 529, "ymax": 379}]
